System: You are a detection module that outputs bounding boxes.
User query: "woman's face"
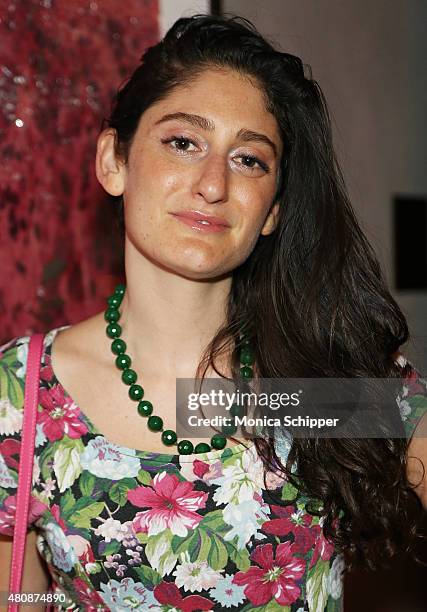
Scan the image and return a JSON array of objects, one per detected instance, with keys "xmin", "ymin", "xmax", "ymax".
[{"xmin": 97, "ymin": 68, "xmax": 283, "ymax": 279}]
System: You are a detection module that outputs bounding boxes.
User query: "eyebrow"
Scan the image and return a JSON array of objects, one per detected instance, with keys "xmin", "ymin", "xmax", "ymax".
[{"xmin": 154, "ymin": 112, "xmax": 278, "ymax": 158}]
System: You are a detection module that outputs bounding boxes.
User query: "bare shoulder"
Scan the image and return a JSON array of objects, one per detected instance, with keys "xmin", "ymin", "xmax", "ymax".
[
  {"xmin": 407, "ymin": 412, "xmax": 427, "ymax": 509},
  {"xmin": 51, "ymin": 311, "xmax": 109, "ymax": 367}
]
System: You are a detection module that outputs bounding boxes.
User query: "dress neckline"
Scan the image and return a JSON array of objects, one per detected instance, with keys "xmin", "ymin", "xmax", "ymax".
[{"xmin": 42, "ymin": 326, "xmax": 256, "ymax": 464}]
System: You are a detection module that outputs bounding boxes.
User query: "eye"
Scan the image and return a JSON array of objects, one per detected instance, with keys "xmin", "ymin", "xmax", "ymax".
[
  {"xmin": 234, "ymin": 154, "xmax": 270, "ymax": 174},
  {"xmin": 161, "ymin": 135, "xmax": 198, "ymax": 153}
]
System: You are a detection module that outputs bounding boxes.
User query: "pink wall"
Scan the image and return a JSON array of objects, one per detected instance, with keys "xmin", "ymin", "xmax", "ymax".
[{"xmin": 0, "ymin": 0, "xmax": 159, "ymax": 343}]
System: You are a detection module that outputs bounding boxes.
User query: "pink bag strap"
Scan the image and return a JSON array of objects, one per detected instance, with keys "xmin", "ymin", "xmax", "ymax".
[{"xmin": 8, "ymin": 333, "xmax": 45, "ymax": 612}]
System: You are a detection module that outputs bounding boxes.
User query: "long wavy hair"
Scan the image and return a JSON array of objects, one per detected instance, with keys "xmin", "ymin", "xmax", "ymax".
[{"xmin": 105, "ymin": 14, "xmax": 424, "ymax": 570}]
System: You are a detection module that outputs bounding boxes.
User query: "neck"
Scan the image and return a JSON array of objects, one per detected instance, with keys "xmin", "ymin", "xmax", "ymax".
[{"xmin": 118, "ymin": 240, "xmax": 233, "ymax": 377}]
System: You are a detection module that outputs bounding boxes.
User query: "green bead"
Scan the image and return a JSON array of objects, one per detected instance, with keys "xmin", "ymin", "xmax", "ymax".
[
  {"xmin": 104, "ymin": 308, "xmax": 120, "ymax": 323},
  {"xmin": 106, "ymin": 322, "xmax": 122, "ymax": 338},
  {"xmin": 122, "ymin": 368, "xmax": 137, "ymax": 385},
  {"xmin": 107, "ymin": 294, "xmax": 122, "ymax": 308},
  {"xmin": 195, "ymin": 442, "xmax": 211, "ymax": 453},
  {"xmin": 129, "ymin": 384, "xmax": 144, "ymax": 401},
  {"xmin": 230, "ymin": 403, "xmax": 244, "ymax": 417},
  {"xmin": 111, "ymin": 338, "xmax": 126, "ymax": 355},
  {"xmin": 115, "ymin": 354, "xmax": 131, "ymax": 370},
  {"xmin": 240, "ymin": 337, "xmax": 252, "ymax": 346},
  {"xmin": 114, "ymin": 284, "xmax": 126, "ymax": 296},
  {"xmin": 211, "ymin": 433, "xmax": 227, "ymax": 449},
  {"xmin": 240, "ymin": 347, "xmax": 254, "ymax": 366},
  {"xmin": 147, "ymin": 415, "xmax": 163, "ymax": 431},
  {"xmin": 222, "ymin": 421, "xmax": 238, "ymax": 436},
  {"xmin": 162, "ymin": 430, "xmax": 177, "ymax": 446},
  {"xmin": 240, "ymin": 366, "xmax": 253, "ymax": 379},
  {"xmin": 138, "ymin": 400, "xmax": 153, "ymax": 417},
  {"xmin": 177, "ymin": 439, "xmax": 194, "ymax": 455}
]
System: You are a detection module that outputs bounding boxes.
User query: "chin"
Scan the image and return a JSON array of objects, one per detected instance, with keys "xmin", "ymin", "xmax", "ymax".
[{"xmin": 162, "ymin": 256, "xmax": 233, "ymax": 281}]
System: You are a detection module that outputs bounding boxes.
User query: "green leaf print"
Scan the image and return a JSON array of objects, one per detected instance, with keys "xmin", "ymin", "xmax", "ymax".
[
  {"xmin": 171, "ymin": 511, "xmax": 236, "ymax": 570},
  {"xmin": 40, "ymin": 442, "xmax": 59, "ymax": 480},
  {"xmin": 281, "ymin": 480, "xmax": 299, "ymax": 501},
  {"xmin": 407, "ymin": 394, "xmax": 427, "ymax": 409},
  {"xmin": 206, "ymin": 533, "xmax": 228, "ymax": 570},
  {"xmin": 187, "ymin": 529, "xmax": 212, "ymax": 563},
  {"xmin": 60, "ymin": 489, "xmax": 76, "ymax": 516},
  {"xmin": 134, "ymin": 565, "xmax": 162, "ymax": 590},
  {"xmin": 171, "ymin": 533, "xmax": 193, "ymax": 556},
  {"xmin": 109, "ymin": 478, "xmax": 138, "ymax": 506},
  {"xmin": 240, "ymin": 602, "xmax": 290, "ymax": 612},
  {"xmin": 171, "ymin": 525, "xmax": 224, "ymax": 561},
  {"xmin": 137, "ymin": 468, "xmax": 152, "ymax": 485},
  {"xmin": 79, "ymin": 470, "xmax": 96, "ymax": 496},
  {"xmin": 0, "ymin": 488, "xmax": 9, "ymax": 506},
  {"xmin": 198, "ymin": 509, "xmax": 229, "ymax": 533},
  {"xmin": 136, "ymin": 532, "xmax": 148, "ymax": 544},
  {"xmin": 0, "ymin": 357, "xmax": 24, "ymax": 408},
  {"xmin": 265, "ymin": 600, "xmax": 290, "ymax": 612},
  {"xmin": 102, "ymin": 540, "xmax": 121, "ymax": 557},
  {"xmin": 307, "ymin": 559, "xmax": 330, "ymax": 612},
  {"xmin": 68, "ymin": 500, "xmax": 105, "ymax": 529},
  {"xmin": 53, "ymin": 437, "xmax": 84, "ymax": 493},
  {"xmin": 225, "ymin": 538, "xmax": 251, "ymax": 571},
  {"xmin": 145, "ymin": 530, "xmax": 178, "ymax": 577},
  {"xmin": 326, "ymin": 596, "xmax": 344, "ymax": 612}
]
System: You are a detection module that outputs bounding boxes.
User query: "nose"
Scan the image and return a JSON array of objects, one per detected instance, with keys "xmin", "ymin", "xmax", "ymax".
[{"xmin": 192, "ymin": 153, "xmax": 228, "ymax": 204}]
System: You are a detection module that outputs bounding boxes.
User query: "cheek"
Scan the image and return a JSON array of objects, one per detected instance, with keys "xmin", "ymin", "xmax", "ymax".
[{"xmin": 237, "ymin": 185, "xmax": 275, "ymax": 235}]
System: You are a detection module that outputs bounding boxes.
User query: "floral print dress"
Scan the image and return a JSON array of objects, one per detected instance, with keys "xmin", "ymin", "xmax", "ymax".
[{"xmin": 0, "ymin": 327, "xmax": 425, "ymax": 611}]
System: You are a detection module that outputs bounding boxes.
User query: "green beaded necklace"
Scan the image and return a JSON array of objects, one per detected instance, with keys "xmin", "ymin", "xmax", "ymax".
[{"xmin": 105, "ymin": 283, "xmax": 255, "ymax": 455}]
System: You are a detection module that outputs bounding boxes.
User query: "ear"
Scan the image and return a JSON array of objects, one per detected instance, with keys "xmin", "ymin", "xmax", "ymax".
[
  {"xmin": 95, "ymin": 129, "xmax": 126, "ymax": 196},
  {"xmin": 260, "ymin": 202, "xmax": 280, "ymax": 236}
]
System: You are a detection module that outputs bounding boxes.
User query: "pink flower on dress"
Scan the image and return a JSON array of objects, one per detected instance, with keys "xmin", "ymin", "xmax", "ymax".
[
  {"xmin": 71, "ymin": 577, "xmax": 106, "ymax": 609},
  {"xmin": 192, "ymin": 459, "xmax": 222, "ymax": 482},
  {"xmin": 232, "ymin": 542, "xmax": 305, "ymax": 607},
  {"xmin": 404, "ymin": 367, "xmax": 427, "ymax": 395},
  {"xmin": 261, "ymin": 504, "xmax": 318, "ymax": 553},
  {"xmin": 127, "ymin": 471, "xmax": 208, "ymax": 537},
  {"xmin": 50, "ymin": 504, "xmax": 67, "ymax": 531},
  {"xmin": 154, "ymin": 581, "xmax": 213, "ymax": 612},
  {"xmin": 310, "ymin": 527, "xmax": 335, "ymax": 568},
  {"xmin": 38, "ymin": 385, "xmax": 88, "ymax": 441},
  {"xmin": 39, "ymin": 353, "xmax": 54, "ymax": 383},
  {"xmin": 0, "ymin": 438, "xmax": 21, "ymax": 470},
  {"xmin": 0, "ymin": 494, "xmax": 48, "ymax": 536}
]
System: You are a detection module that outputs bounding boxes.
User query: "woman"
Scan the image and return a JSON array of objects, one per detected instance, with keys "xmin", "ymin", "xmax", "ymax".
[{"xmin": 1, "ymin": 13, "xmax": 426, "ymax": 612}]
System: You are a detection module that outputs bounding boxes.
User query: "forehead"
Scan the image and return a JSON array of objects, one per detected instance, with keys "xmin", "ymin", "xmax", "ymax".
[{"xmin": 140, "ymin": 68, "xmax": 282, "ymax": 149}]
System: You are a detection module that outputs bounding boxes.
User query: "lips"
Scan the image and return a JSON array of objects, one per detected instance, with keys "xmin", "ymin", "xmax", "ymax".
[{"xmin": 170, "ymin": 210, "xmax": 230, "ymax": 228}]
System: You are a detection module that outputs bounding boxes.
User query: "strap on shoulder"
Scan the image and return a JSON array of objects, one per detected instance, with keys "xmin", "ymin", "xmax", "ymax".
[{"xmin": 8, "ymin": 333, "xmax": 45, "ymax": 612}]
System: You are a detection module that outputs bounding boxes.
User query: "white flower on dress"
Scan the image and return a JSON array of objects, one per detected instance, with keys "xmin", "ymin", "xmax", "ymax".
[
  {"xmin": 35, "ymin": 423, "xmax": 47, "ymax": 448},
  {"xmin": 15, "ymin": 341, "xmax": 29, "ymax": 379},
  {"xmin": 398, "ymin": 398, "xmax": 411, "ymax": 421},
  {"xmin": 43, "ymin": 522, "xmax": 77, "ymax": 572},
  {"xmin": 80, "ymin": 436, "xmax": 140, "ymax": 480},
  {"xmin": 173, "ymin": 551, "xmax": 222, "ymax": 592},
  {"xmin": 211, "ymin": 445, "xmax": 265, "ymax": 505},
  {"xmin": 32, "ymin": 455, "xmax": 40, "ymax": 486},
  {"xmin": 209, "ymin": 573, "xmax": 246, "ymax": 608},
  {"xmin": 0, "ymin": 399, "xmax": 23, "ymax": 435},
  {"xmin": 327, "ymin": 554, "xmax": 345, "ymax": 600},
  {"xmin": 222, "ymin": 498, "xmax": 269, "ymax": 548},
  {"xmin": 0, "ymin": 454, "xmax": 17, "ymax": 488},
  {"xmin": 94, "ymin": 517, "xmax": 130, "ymax": 543},
  {"xmin": 40, "ymin": 477, "xmax": 56, "ymax": 500}
]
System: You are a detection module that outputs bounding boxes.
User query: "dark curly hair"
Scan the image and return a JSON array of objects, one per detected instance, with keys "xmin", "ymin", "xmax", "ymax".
[{"xmin": 105, "ymin": 13, "xmax": 425, "ymax": 570}]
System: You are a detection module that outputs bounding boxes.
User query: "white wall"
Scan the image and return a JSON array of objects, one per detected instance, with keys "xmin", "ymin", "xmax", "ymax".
[
  {"xmin": 159, "ymin": 0, "xmax": 210, "ymax": 37},
  {"xmin": 223, "ymin": 0, "xmax": 427, "ymax": 370}
]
